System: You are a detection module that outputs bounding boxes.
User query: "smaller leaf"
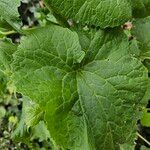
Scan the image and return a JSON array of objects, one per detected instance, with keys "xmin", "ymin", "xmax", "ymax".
[
  {"xmin": 142, "ymin": 79, "xmax": 150, "ymax": 102},
  {"xmin": 141, "ymin": 146, "xmax": 150, "ymax": 150},
  {"xmin": 141, "ymin": 108, "xmax": 150, "ymax": 127},
  {"xmin": 132, "ymin": 0, "xmax": 150, "ymax": 18},
  {"xmin": 23, "ymin": 98, "xmax": 44, "ymax": 128},
  {"xmin": 12, "ymin": 98, "xmax": 44, "ymax": 144},
  {"xmin": 0, "ymin": 106, "xmax": 6, "ymax": 119},
  {"xmin": 119, "ymin": 144, "xmax": 134, "ymax": 150},
  {"xmin": 31, "ymin": 121, "xmax": 50, "ymax": 142},
  {"xmin": 11, "ymin": 117, "xmax": 30, "ymax": 144},
  {"xmin": 132, "ymin": 16, "xmax": 150, "ymax": 73},
  {"xmin": 46, "ymin": 13, "xmax": 58, "ymax": 24},
  {"xmin": 132, "ymin": 16, "xmax": 150, "ymax": 61},
  {"xmin": 0, "ymin": 70, "xmax": 8, "ymax": 96}
]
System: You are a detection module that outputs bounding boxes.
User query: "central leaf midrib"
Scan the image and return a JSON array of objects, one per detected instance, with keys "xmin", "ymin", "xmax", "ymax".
[{"xmin": 75, "ymin": 70, "xmax": 116, "ymax": 150}]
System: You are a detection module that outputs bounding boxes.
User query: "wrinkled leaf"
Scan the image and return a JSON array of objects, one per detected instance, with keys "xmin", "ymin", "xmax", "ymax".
[
  {"xmin": 0, "ymin": 0, "xmax": 21, "ymax": 30},
  {"xmin": 12, "ymin": 25, "xmax": 148, "ymax": 149},
  {"xmin": 0, "ymin": 39, "xmax": 17, "ymax": 71},
  {"xmin": 141, "ymin": 108, "xmax": 150, "ymax": 127},
  {"xmin": 44, "ymin": 0, "xmax": 132, "ymax": 28},
  {"xmin": 132, "ymin": 16, "xmax": 150, "ymax": 61},
  {"xmin": 23, "ymin": 98, "xmax": 44, "ymax": 128}
]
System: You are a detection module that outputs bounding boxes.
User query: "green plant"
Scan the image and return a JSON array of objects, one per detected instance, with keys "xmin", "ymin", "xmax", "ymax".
[{"xmin": 0, "ymin": 0, "xmax": 150, "ymax": 149}]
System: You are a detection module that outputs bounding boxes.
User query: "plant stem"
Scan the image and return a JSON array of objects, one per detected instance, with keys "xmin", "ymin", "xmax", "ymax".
[
  {"xmin": 136, "ymin": 132, "xmax": 150, "ymax": 146},
  {"xmin": 0, "ymin": 30, "xmax": 16, "ymax": 36}
]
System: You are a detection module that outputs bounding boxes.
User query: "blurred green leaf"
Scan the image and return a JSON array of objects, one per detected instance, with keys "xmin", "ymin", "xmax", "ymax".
[
  {"xmin": 141, "ymin": 108, "xmax": 150, "ymax": 127},
  {"xmin": 31, "ymin": 121, "xmax": 50, "ymax": 142},
  {"xmin": 0, "ymin": 106, "xmax": 6, "ymax": 119},
  {"xmin": 141, "ymin": 146, "xmax": 150, "ymax": 150},
  {"xmin": 119, "ymin": 144, "xmax": 134, "ymax": 150}
]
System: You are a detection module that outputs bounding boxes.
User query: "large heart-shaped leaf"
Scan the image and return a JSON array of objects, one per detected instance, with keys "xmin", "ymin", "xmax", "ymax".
[{"xmin": 12, "ymin": 25, "xmax": 148, "ymax": 149}]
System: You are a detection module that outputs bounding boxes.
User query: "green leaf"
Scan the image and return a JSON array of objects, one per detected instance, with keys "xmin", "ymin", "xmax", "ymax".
[
  {"xmin": 12, "ymin": 98, "xmax": 44, "ymax": 144},
  {"xmin": 12, "ymin": 25, "xmax": 148, "ymax": 149},
  {"xmin": 141, "ymin": 146, "xmax": 150, "ymax": 150},
  {"xmin": 0, "ymin": 0, "xmax": 21, "ymax": 30},
  {"xmin": 143, "ymin": 60, "xmax": 150, "ymax": 72},
  {"xmin": 31, "ymin": 121, "xmax": 50, "ymax": 142},
  {"xmin": 12, "ymin": 116, "xmax": 30, "ymax": 144},
  {"xmin": 0, "ymin": 0, "xmax": 20, "ymax": 21},
  {"xmin": 47, "ymin": 13, "xmax": 58, "ymax": 24},
  {"xmin": 82, "ymin": 27, "xmax": 128, "ymax": 64},
  {"xmin": 142, "ymin": 79, "xmax": 150, "ymax": 102},
  {"xmin": 141, "ymin": 79, "xmax": 150, "ymax": 127},
  {"xmin": 132, "ymin": 16, "xmax": 150, "ymax": 73},
  {"xmin": 119, "ymin": 144, "xmax": 134, "ymax": 150},
  {"xmin": 73, "ymin": 27, "xmax": 92, "ymax": 53},
  {"xmin": 141, "ymin": 108, "xmax": 150, "ymax": 127},
  {"xmin": 12, "ymin": 25, "xmax": 85, "ymax": 106},
  {"xmin": 0, "ymin": 106, "xmax": 6, "ymax": 119},
  {"xmin": 0, "ymin": 70, "xmax": 7, "ymax": 96},
  {"xmin": 132, "ymin": 0, "xmax": 150, "ymax": 18},
  {"xmin": 44, "ymin": 0, "xmax": 132, "ymax": 28},
  {"xmin": 0, "ymin": 17, "xmax": 14, "ymax": 31},
  {"xmin": 23, "ymin": 98, "xmax": 44, "ymax": 128},
  {"xmin": 76, "ymin": 40, "xmax": 147, "ymax": 149},
  {"xmin": 132, "ymin": 16, "xmax": 150, "ymax": 61},
  {"xmin": 0, "ymin": 39, "xmax": 17, "ymax": 71},
  {"xmin": 0, "ymin": 39, "xmax": 17, "ymax": 99}
]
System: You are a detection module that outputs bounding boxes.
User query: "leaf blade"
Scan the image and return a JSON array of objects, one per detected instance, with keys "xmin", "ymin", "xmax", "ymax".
[{"xmin": 44, "ymin": 0, "xmax": 132, "ymax": 28}]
